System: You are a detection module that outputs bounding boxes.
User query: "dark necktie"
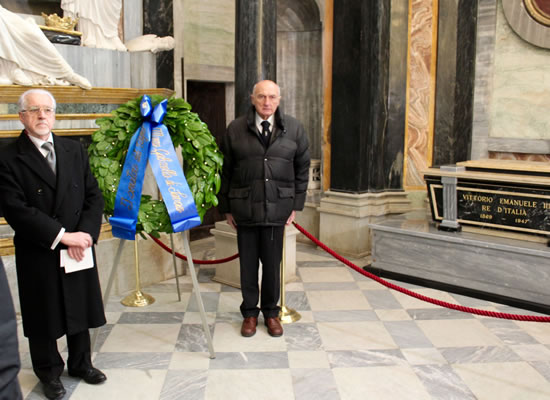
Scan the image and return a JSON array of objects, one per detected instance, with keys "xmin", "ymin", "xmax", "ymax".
[
  {"xmin": 42, "ymin": 142, "xmax": 56, "ymax": 174},
  {"xmin": 261, "ymin": 120, "xmax": 271, "ymax": 146}
]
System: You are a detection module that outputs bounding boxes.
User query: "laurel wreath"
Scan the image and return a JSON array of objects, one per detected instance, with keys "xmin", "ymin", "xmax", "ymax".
[{"xmin": 88, "ymin": 95, "xmax": 223, "ymax": 238}]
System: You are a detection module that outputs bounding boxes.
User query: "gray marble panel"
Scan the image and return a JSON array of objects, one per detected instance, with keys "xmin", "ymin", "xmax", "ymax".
[
  {"xmin": 19, "ymin": 352, "xmax": 32, "ymax": 370},
  {"xmin": 209, "ymin": 351, "xmax": 288, "ymax": 369},
  {"xmin": 449, "ymin": 293, "xmax": 493, "ymax": 308},
  {"xmin": 93, "ymin": 352, "xmax": 172, "ymax": 369},
  {"xmin": 284, "ymin": 323, "xmax": 323, "ymax": 351},
  {"xmin": 363, "ymin": 290, "xmax": 401, "ymax": 309},
  {"xmin": 197, "ymin": 267, "xmax": 215, "ymax": 283},
  {"xmin": 186, "ymin": 292, "xmax": 219, "ymax": 312},
  {"xmin": 487, "ymin": 137, "xmax": 550, "ymax": 154},
  {"xmin": 284, "ymin": 291, "xmax": 311, "ymax": 311},
  {"xmin": 471, "ymin": 0, "xmax": 498, "ymax": 160},
  {"xmin": 124, "ymin": 0, "xmax": 143, "ymax": 42},
  {"xmin": 130, "ymin": 51, "xmax": 157, "ymax": 89},
  {"xmin": 91, "ymin": 324, "xmax": 115, "ymax": 352},
  {"xmin": 480, "ymin": 319, "xmax": 538, "ymax": 345},
  {"xmin": 160, "ymin": 370, "xmax": 207, "ymax": 400},
  {"xmin": 298, "ymin": 260, "xmax": 348, "ymax": 268},
  {"xmin": 302, "ymin": 282, "xmax": 359, "ymax": 291},
  {"xmin": 440, "ymin": 346, "xmax": 521, "ymax": 364},
  {"xmin": 530, "ymin": 361, "xmax": 550, "ymax": 383},
  {"xmin": 145, "ymin": 283, "xmax": 193, "ymax": 294},
  {"xmin": 53, "ymin": 44, "xmax": 131, "ymax": 88},
  {"xmin": 215, "ymin": 312, "xmax": 242, "ymax": 323},
  {"xmin": 413, "ymin": 364, "xmax": 477, "ymax": 400},
  {"xmin": 407, "ymin": 309, "xmax": 474, "ymax": 321},
  {"xmin": 370, "ymin": 212, "xmax": 550, "ymax": 307},
  {"xmin": 291, "ymin": 369, "xmax": 340, "ymax": 400},
  {"xmin": 176, "ymin": 324, "xmax": 215, "ymax": 352},
  {"xmin": 118, "ymin": 312, "xmax": 185, "ymax": 324},
  {"xmin": 384, "ymin": 321, "xmax": 434, "ymax": 349},
  {"xmin": 312, "ymin": 310, "xmax": 379, "ymax": 322},
  {"xmin": 327, "ymin": 349, "xmax": 405, "ymax": 368}
]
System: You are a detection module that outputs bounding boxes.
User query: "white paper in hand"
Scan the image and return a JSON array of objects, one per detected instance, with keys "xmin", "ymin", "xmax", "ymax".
[{"xmin": 60, "ymin": 247, "xmax": 94, "ymax": 273}]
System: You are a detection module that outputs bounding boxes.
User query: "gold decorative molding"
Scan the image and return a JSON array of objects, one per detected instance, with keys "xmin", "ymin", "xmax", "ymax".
[
  {"xmin": 0, "ymin": 113, "xmax": 111, "ymax": 121},
  {"xmin": 524, "ymin": 0, "xmax": 550, "ymax": 26},
  {"xmin": 0, "ymin": 128, "xmax": 97, "ymax": 138},
  {"xmin": 0, "ymin": 86, "xmax": 174, "ymax": 104}
]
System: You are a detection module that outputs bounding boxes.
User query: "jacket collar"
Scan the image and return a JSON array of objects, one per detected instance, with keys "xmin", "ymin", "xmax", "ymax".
[{"xmin": 246, "ymin": 105, "xmax": 285, "ymax": 133}]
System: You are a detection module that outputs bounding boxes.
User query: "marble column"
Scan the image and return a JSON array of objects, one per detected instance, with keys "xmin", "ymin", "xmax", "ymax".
[
  {"xmin": 234, "ymin": 0, "xmax": 277, "ymax": 117},
  {"xmin": 433, "ymin": 1, "xmax": 478, "ymax": 166},
  {"xmin": 319, "ymin": 0, "xmax": 411, "ymax": 257},
  {"xmin": 143, "ymin": 0, "xmax": 174, "ymax": 90}
]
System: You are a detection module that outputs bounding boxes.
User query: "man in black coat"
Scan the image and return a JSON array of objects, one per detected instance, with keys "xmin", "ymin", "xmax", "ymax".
[
  {"xmin": 0, "ymin": 89, "xmax": 107, "ymax": 399},
  {"xmin": 219, "ymin": 80, "xmax": 310, "ymax": 338},
  {"xmin": 0, "ymin": 256, "xmax": 22, "ymax": 400}
]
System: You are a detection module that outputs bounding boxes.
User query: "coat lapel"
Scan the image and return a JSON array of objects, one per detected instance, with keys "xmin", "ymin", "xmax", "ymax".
[
  {"xmin": 16, "ymin": 132, "xmax": 56, "ymax": 189},
  {"xmin": 53, "ymin": 134, "xmax": 71, "ymax": 212}
]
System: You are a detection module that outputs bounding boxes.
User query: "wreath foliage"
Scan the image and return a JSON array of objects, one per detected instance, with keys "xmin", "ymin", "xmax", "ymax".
[{"xmin": 88, "ymin": 95, "xmax": 223, "ymax": 238}]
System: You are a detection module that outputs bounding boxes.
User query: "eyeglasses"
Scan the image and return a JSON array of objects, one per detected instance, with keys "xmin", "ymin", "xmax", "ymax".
[
  {"xmin": 21, "ymin": 107, "xmax": 55, "ymax": 115},
  {"xmin": 254, "ymin": 94, "xmax": 280, "ymax": 101}
]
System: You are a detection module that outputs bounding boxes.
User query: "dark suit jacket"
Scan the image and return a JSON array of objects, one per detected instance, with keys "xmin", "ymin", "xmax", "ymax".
[
  {"xmin": 0, "ymin": 132, "xmax": 106, "ymax": 339},
  {"xmin": 0, "ymin": 257, "xmax": 22, "ymax": 400}
]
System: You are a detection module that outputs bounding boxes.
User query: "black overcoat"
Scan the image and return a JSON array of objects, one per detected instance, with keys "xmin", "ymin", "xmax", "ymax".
[{"xmin": 0, "ymin": 132, "xmax": 106, "ymax": 339}]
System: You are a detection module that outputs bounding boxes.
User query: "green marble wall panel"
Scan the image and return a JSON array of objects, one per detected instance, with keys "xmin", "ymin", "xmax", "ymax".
[
  {"xmin": 491, "ymin": 2, "xmax": 550, "ymax": 140},
  {"xmin": 183, "ymin": 0, "xmax": 235, "ymax": 68}
]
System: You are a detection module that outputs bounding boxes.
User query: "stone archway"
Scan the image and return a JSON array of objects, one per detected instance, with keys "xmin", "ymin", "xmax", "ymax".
[{"xmin": 277, "ymin": 0, "xmax": 323, "ymax": 159}]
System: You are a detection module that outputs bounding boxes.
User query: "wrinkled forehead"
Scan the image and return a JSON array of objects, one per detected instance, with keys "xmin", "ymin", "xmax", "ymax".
[{"xmin": 253, "ymin": 82, "xmax": 280, "ymax": 96}]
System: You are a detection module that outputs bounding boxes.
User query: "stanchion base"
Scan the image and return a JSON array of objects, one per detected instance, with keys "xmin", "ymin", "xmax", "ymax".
[
  {"xmin": 121, "ymin": 290, "xmax": 155, "ymax": 307},
  {"xmin": 279, "ymin": 306, "xmax": 301, "ymax": 324}
]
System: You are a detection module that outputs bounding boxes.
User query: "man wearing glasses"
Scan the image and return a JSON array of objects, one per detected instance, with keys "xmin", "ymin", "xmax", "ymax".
[
  {"xmin": 0, "ymin": 89, "xmax": 106, "ymax": 399},
  {"xmin": 219, "ymin": 80, "xmax": 310, "ymax": 338}
]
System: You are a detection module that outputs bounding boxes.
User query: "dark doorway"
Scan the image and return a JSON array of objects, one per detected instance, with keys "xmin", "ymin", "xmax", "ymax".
[{"xmin": 186, "ymin": 80, "xmax": 227, "ymax": 240}]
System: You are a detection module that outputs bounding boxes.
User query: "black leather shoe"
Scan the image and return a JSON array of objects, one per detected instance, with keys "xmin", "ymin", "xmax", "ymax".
[
  {"xmin": 41, "ymin": 378, "xmax": 66, "ymax": 400},
  {"xmin": 68, "ymin": 367, "xmax": 107, "ymax": 384}
]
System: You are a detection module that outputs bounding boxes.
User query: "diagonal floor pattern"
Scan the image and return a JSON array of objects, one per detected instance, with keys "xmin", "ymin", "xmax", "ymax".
[{"xmin": 17, "ymin": 239, "xmax": 550, "ymax": 399}]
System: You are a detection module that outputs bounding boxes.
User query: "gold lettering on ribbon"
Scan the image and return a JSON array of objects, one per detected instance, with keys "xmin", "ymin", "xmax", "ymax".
[{"xmin": 151, "ymin": 126, "xmax": 187, "ymax": 212}]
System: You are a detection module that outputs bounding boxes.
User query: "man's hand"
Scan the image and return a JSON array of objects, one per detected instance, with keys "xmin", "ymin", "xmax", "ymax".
[
  {"xmin": 226, "ymin": 213, "xmax": 237, "ymax": 230},
  {"xmin": 286, "ymin": 210, "xmax": 296, "ymax": 226},
  {"xmin": 60, "ymin": 232, "xmax": 92, "ymax": 261}
]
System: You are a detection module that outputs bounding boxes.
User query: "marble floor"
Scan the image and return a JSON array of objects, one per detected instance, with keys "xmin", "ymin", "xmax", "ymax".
[{"xmin": 16, "ymin": 239, "xmax": 550, "ymax": 400}]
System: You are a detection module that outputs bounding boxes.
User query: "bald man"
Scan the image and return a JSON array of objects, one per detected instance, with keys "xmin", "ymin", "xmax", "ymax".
[{"xmin": 219, "ymin": 80, "xmax": 310, "ymax": 338}]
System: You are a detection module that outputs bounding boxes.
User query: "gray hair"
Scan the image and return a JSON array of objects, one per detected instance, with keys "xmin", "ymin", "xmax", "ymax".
[{"xmin": 17, "ymin": 89, "xmax": 57, "ymax": 112}]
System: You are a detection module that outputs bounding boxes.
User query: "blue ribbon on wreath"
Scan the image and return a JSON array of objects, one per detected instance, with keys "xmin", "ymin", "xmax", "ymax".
[{"xmin": 109, "ymin": 95, "xmax": 201, "ymax": 240}]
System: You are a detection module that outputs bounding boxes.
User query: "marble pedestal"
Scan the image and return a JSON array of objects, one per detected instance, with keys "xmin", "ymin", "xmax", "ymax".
[
  {"xmin": 369, "ymin": 211, "xmax": 550, "ymax": 311},
  {"xmin": 210, "ymin": 221, "xmax": 299, "ymax": 288},
  {"xmin": 318, "ymin": 190, "xmax": 411, "ymax": 258}
]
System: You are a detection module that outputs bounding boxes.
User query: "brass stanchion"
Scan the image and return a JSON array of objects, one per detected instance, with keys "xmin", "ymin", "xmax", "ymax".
[
  {"xmin": 279, "ymin": 227, "xmax": 300, "ymax": 323},
  {"xmin": 121, "ymin": 236, "xmax": 155, "ymax": 307}
]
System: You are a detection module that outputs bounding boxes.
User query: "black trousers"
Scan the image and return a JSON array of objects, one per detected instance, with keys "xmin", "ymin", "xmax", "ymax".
[
  {"xmin": 28, "ymin": 330, "xmax": 93, "ymax": 382},
  {"xmin": 237, "ymin": 225, "xmax": 284, "ymax": 319}
]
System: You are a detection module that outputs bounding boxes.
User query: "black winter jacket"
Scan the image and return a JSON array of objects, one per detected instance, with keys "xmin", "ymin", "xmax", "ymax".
[{"xmin": 218, "ymin": 106, "xmax": 310, "ymax": 226}]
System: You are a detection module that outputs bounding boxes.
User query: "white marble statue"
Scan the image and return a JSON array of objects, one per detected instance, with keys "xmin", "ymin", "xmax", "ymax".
[
  {"xmin": 0, "ymin": 5, "xmax": 91, "ymax": 89},
  {"xmin": 61, "ymin": 0, "xmax": 127, "ymax": 51},
  {"xmin": 125, "ymin": 34, "xmax": 175, "ymax": 53}
]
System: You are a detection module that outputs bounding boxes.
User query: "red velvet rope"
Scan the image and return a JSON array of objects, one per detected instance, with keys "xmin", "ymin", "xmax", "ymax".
[
  {"xmin": 149, "ymin": 234, "xmax": 239, "ymax": 265},
  {"xmin": 292, "ymin": 222, "xmax": 550, "ymax": 323}
]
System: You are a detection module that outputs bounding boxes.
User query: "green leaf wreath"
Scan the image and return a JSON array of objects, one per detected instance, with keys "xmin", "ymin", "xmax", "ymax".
[{"xmin": 88, "ymin": 95, "xmax": 223, "ymax": 238}]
